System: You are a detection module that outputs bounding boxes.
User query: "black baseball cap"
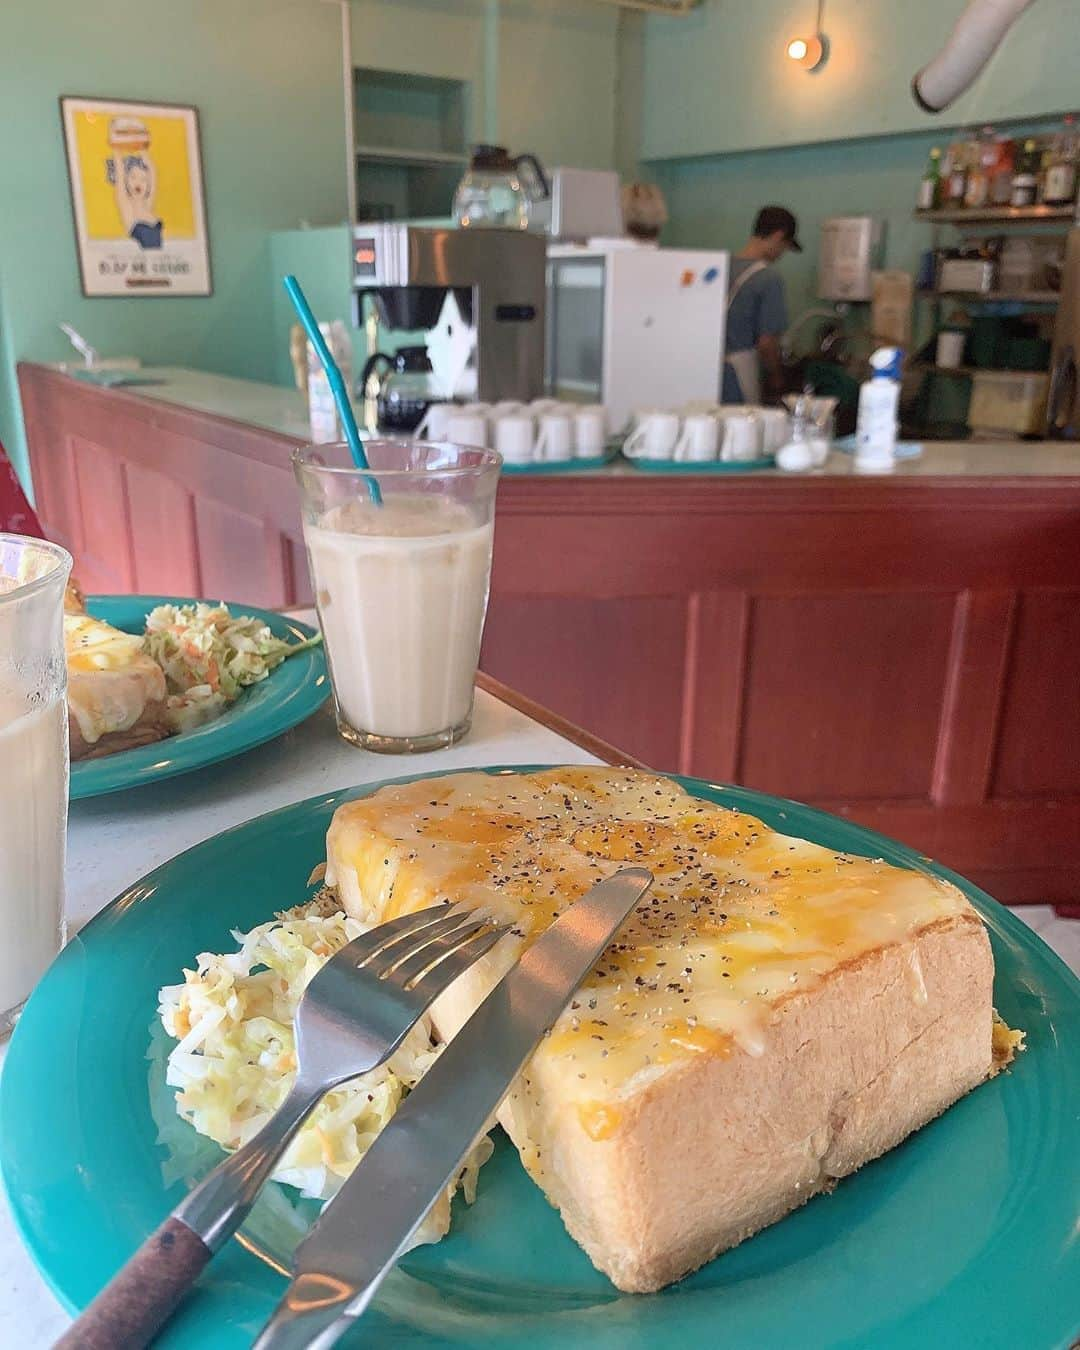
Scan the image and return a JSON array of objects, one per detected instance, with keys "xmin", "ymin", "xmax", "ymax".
[{"xmin": 753, "ymin": 205, "xmax": 803, "ymax": 252}]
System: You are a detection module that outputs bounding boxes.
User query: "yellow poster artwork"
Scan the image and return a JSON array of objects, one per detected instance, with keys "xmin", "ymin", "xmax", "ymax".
[{"xmin": 61, "ymin": 96, "xmax": 212, "ymax": 297}]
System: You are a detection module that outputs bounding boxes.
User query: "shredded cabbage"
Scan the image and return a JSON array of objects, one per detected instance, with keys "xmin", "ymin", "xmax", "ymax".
[
  {"xmin": 143, "ymin": 602, "xmax": 318, "ymax": 734},
  {"xmin": 158, "ymin": 894, "xmax": 492, "ymax": 1247}
]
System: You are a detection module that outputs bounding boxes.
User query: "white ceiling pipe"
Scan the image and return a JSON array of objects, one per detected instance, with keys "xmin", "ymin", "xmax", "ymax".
[{"xmin": 912, "ymin": 0, "xmax": 1038, "ymax": 112}]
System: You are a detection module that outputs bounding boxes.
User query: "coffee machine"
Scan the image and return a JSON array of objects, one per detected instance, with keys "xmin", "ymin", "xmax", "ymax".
[{"xmin": 352, "ymin": 225, "xmax": 546, "ymax": 403}]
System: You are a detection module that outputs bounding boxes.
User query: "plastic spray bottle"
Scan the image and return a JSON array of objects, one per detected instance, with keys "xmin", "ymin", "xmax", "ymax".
[{"xmin": 854, "ymin": 347, "xmax": 903, "ymax": 473}]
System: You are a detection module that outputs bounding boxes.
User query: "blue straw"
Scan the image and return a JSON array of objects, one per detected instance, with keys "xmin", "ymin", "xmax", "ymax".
[{"xmin": 283, "ymin": 274, "xmax": 381, "ymax": 504}]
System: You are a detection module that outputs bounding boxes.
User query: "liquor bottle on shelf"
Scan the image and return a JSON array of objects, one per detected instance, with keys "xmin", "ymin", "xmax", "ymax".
[
  {"xmin": 945, "ymin": 135, "xmax": 970, "ymax": 208},
  {"xmin": 917, "ymin": 147, "xmax": 942, "ymax": 210},
  {"xmin": 1010, "ymin": 138, "xmax": 1041, "ymax": 207},
  {"xmin": 989, "ymin": 135, "xmax": 1015, "ymax": 206},
  {"xmin": 963, "ymin": 127, "xmax": 995, "ymax": 209},
  {"xmin": 1042, "ymin": 114, "xmax": 1078, "ymax": 205}
]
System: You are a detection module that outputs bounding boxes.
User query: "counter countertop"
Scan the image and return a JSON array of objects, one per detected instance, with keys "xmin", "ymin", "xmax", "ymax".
[{"xmin": 46, "ymin": 364, "xmax": 1080, "ymax": 479}]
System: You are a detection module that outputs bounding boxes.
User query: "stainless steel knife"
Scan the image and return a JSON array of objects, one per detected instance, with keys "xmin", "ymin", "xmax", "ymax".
[{"xmin": 252, "ymin": 866, "xmax": 653, "ymax": 1350}]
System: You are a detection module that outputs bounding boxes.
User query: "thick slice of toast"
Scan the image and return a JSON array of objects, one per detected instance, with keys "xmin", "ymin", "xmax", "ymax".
[
  {"xmin": 64, "ymin": 613, "xmax": 168, "ymax": 759},
  {"xmin": 326, "ymin": 767, "xmax": 994, "ymax": 1292}
]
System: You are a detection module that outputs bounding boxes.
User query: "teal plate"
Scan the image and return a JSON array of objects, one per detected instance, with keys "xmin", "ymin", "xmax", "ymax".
[
  {"xmin": 69, "ymin": 596, "xmax": 328, "ymax": 800},
  {"xmin": 626, "ymin": 454, "xmax": 776, "ymax": 473},
  {"xmin": 3, "ymin": 767, "xmax": 1079, "ymax": 1348}
]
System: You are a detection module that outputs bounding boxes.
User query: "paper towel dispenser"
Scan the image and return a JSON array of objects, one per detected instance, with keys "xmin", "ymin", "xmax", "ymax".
[{"xmin": 817, "ymin": 216, "xmax": 885, "ymax": 302}]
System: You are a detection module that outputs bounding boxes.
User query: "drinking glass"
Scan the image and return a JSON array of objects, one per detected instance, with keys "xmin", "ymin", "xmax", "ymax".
[
  {"xmin": 293, "ymin": 441, "xmax": 501, "ymax": 753},
  {"xmin": 0, "ymin": 534, "xmax": 72, "ymax": 1038}
]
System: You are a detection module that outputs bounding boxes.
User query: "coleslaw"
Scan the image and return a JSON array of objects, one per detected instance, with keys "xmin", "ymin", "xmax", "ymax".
[
  {"xmin": 143, "ymin": 602, "xmax": 319, "ymax": 734},
  {"xmin": 158, "ymin": 892, "xmax": 492, "ymax": 1247}
]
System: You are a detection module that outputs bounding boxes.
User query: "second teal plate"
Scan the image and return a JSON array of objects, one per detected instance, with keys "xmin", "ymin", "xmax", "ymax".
[{"xmin": 69, "ymin": 596, "xmax": 328, "ymax": 799}]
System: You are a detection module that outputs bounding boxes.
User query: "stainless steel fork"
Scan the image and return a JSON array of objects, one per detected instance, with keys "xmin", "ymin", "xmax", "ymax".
[{"xmin": 56, "ymin": 903, "xmax": 509, "ymax": 1350}]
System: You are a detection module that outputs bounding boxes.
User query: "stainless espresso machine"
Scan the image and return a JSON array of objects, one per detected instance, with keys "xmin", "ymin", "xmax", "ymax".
[{"xmin": 352, "ymin": 224, "xmax": 546, "ymax": 404}]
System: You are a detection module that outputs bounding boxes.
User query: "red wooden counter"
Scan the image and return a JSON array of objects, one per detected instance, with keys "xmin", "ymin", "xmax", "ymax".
[{"xmin": 19, "ymin": 361, "xmax": 1080, "ymax": 906}]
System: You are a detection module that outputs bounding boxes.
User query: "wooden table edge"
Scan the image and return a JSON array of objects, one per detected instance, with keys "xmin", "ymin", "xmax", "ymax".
[{"xmin": 475, "ymin": 672, "xmax": 645, "ymax": 769}]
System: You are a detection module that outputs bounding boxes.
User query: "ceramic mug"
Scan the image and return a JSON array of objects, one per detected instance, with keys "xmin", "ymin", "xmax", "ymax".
[
  {"xmin": 492, "ymin": 400, "xmax": 526, "ymax": 418},
  {"xmin": 573, "ymin": 406, "xmax": 607, "ymax": 458},
  {"xmin": 535, "ymin": 412, "xmax": 574, "ymax": 462},
  {"xmin": 494, "ymin": 412, "xmax": 536, "ymax": 465},
  {"xmin": 753, "ymin": 407, "xmax": 791, "ymax": 455},
  {"xmin": 673, "ymin": 412, "xmax": 720, "ymax": 463},
  {"xmin": 623, "ymin": 410, "xmax": 681, "ymax": 461},
  {"xmin": 414, "ymin": 401, "xmax": 454, "ymax": 441},
  {"xmin": 719, "ymin": 410, "xmax": 763, "ymax": 462},
  {"xmin": 446, "ymin": 411, "xmax": 489, "ymax": 449}
]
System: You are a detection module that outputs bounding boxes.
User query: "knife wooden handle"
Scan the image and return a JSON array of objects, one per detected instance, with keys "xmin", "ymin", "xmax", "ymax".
[{"xmin": 53, "ymin": 1217, "xmax": 211, "ymax": 1350}]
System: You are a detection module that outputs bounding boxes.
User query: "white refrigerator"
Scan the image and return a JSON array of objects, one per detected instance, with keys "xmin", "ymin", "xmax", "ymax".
[{"xmin": 546, "ymin": 243, "xmax": 729, "ymax": 432}]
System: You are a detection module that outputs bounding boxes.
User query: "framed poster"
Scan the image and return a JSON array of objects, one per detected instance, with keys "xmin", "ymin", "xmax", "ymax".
[{"xmin": 60, "ymin": 96, "xmax": 212, "ymax": 297}]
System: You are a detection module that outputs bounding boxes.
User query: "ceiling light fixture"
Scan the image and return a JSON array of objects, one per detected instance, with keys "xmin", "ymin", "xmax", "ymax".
[{"xmin": 786, "ymin": 0, "xmax": 829, "ymax": 71}]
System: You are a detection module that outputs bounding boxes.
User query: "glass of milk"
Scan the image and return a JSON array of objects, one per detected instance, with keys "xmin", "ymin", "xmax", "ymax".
[
  {"xmin": 294, "ymin": 441, "xmax": 501, "ymax": 753},
  {"xmin": 0, "ymin": 534, "xmax": 72, "ymax": 1038}
]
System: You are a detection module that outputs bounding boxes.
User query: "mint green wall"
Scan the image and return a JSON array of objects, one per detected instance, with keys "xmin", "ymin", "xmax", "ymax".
[
  {"xmin": 2, "ymin": 0, "xmax": 625, "ymax": 491},
  {"xmin": 496, "ymin": 1, "xmax": 618, "ymax": 169},
  {"xmin": 349, "ymin": 0, "xmax": 619, "ymax": 170},
  {"xmin": 0, "ymin": 0, "xmax": 346, "ymax": 490},
  {"xmin": 349, "ymin": 0, "xmax": 489, "ymax": 126},
  {"xmin": 638, "ymin": 0, "xmax": 1079, "ymax": 161},
  {"xmin": 268, "ymin": 226, "xmax": 353, "ymax": 389}
]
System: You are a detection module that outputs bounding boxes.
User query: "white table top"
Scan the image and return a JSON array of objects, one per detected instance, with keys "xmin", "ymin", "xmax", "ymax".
[
  {"xmin": 0, "ymin": 688, "xmax": 602, "ymax": 1347},
  {"xmin": 1, "ymin": 689, "xmax": 1077, "ymax": 1345}
]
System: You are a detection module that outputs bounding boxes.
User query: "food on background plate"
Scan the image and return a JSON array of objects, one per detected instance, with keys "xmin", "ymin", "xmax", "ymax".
[
  {"xmin": 326, "ymin": 766, "xmax": 1016, "ymax": 1293},
  {"xmin": 64, "ymin": 596, "xmax": 319, "ymax": 760},
  {"xmin": 143, "ymin": 602, "xmax": 318, "ymax": 732},
  {"xmin": 158, "ymin": 889, "xmax": 491, "ymax": 1247},
  {"xmin": 65, "ymin": 610, "xmax": 169, "ymax": 761}
]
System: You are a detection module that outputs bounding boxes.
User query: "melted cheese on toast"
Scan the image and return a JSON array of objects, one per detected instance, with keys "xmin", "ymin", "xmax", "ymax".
[
  {"xmin": 326, "ymin": 768, "xmax": 977, "ymax": 1113},
  {"xmin": 64, "ymin": 613, "xmax": 166, "ymax": 745}
]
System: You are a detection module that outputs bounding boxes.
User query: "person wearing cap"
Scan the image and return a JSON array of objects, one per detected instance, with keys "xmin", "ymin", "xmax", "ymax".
[{"xmin": 722, "ymin": 206, "xmax": 802, "ymax": 405}]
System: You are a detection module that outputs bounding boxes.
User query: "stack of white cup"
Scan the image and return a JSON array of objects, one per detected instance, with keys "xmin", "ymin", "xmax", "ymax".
[
  {"xmin": 416, "ymin": 400, "xmax": 609, "ymax": 467},
  {"xmin": 620, "ymin": 403, "xmax": 792, "ymax": 464}
]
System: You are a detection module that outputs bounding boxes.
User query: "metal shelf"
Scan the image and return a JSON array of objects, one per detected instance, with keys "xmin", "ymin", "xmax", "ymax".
[
  {"xmin": 915, "ymin": 204, "xmax": 1074, "ymax": 225},
  {"xmin": 355, "ymin": 145, "xmax": 466, "ymax": 168},
  {"xmin": 920, "ymin": 364, "xmax": 1046, "ymax": 378},
  {"xmin": 919, "ymin": 289, "xmax": 1060, "ymax": 305}
]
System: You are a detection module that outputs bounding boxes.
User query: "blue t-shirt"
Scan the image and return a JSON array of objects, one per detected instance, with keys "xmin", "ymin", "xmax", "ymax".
[
  {"xmin": 722, "ymin": 259, "xmax": 788, "ymax": 402},
  {"xmin": 726, "ymin": 259, "xmax": 788, "ymax": 354}
]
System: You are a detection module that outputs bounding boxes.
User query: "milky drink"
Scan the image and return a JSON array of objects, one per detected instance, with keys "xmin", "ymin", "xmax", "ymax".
[
  {"xmin": 304, "ymin": 495, "xmax": 494, "ymax": 740},
  {"xmin": 0, "ymin": 690, "xmax": 67, "ymax": 1026}
]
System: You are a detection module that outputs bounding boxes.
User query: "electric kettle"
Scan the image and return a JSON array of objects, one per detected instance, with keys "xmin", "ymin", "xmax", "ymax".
[{"xmin": 453, "ymin": 145, "xmax": 550, "ymax": 230}]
